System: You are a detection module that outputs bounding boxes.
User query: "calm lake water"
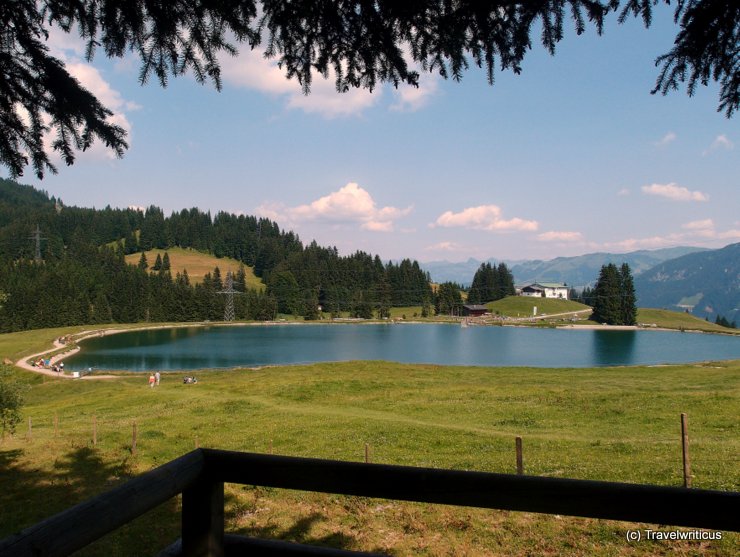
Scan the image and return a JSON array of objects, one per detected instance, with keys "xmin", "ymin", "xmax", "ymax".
[{"xmin": 62, "ymin": 323, "xmax": 740, "ymax": 372}]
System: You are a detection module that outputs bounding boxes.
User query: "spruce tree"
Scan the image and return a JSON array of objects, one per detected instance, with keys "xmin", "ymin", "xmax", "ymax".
[
  {"xmin": 591, "ymin": 264, "xmax": 621, "ymax": 324},
  {"xmin": 162, "ymin": 252, "xmax": 171, "ymax": 271},
  {"xmin": 619, "ymin": 263, "xmax": 637, "ymax": 326},
  {"xmin": 137, "ymin": 252, "xmax": 148, "ymax": 270},
  {"xmin": 153, "ymin": 253, "xmax": 162, "ymax": 271}
]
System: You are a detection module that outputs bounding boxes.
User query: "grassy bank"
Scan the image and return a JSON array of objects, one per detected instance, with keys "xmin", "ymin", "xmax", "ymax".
[{"xmin": 1, "ymin": 356, "xmax": 738, "ymax": 555}]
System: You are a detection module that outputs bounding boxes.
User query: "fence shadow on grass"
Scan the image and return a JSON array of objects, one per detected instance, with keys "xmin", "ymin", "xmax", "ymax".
[
  {"xmin": 0, "ymin": 445, "xmax": 181, "ymax": 556},
  {"xmin": 237, "ymin": 511, "xmax": 366, "ymax": 552}
]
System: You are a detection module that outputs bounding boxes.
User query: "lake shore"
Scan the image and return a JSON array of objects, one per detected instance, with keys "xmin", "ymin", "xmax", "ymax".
[{"xmin": 14, "ymin": 318, "xmax": 736, "ymax": 377}]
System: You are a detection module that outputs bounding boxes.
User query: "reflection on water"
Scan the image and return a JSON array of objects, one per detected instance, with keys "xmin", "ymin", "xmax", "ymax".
[
  {"xmin": 63, "ymin": 324, "xmax": 740, "ymax": 372},
  {"xmin": 591, "ymin": 331, "xmax": 637, "ymax": 366}
]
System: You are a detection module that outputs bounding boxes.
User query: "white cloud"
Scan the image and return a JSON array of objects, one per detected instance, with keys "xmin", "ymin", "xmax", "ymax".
[
  {"xmin": 641, "ymin": 183, "xmax": 708, "ymax": 202},
  {"xmin": 432, "ymin": 205, "xmax": 538, "ymax": 232},
  {"xmin": 390, "ymin": 75, "xmax": 440, "ymax": 112},
  {"xmin": 43, "ymin": 24, "xmax": 140, "ymax": 162},
  {"xmin": 256, "ymin": 182, "xmax": 412, "ymax": 232},
  {"xmin": 220, "ymin": 45, "xmax": 442, "ymax": 117},
  {"xmin": 717, "ymin": 229, "xmax": 740, "ymax": 240},
  {"xmin": 602, "ymin": 235, "xmax": 684, "ymax": 251},
  {"xmin": 702, "ymin": 134, "xmax": 734, "ymax": 156},
  {"xmin": 601, "ymin": 221, "xmax": 740, "ymax": 252},
  {"xmin": 682, "ymin": 219, "xmax": 714, "ymax": 231},
  {"xmin": 128, "ymin": 205, "xmax": 146, "ymax": 212},
  {"xmin": 220, "ymin": 47, "xmax": 378, "ymax": 118},
  {"xmin": 617, "ymin": 188, "xmax": 630, "ymax": 196},
  {"xmin": 537, "ymin": 231, "xmax": 583, "ymax": 242},
  {"xmin": 424, "ymin": 241, "xmax": 463, "ymax": 252},
  {"xmin": 654, "ymin": 132, "xmax": 676, "ymax": 147}
]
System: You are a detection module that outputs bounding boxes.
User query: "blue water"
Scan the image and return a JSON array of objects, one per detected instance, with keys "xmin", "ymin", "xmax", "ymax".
[{"xmin": 62, "ymin": 324, "xmax": 740, "ymax": 372}]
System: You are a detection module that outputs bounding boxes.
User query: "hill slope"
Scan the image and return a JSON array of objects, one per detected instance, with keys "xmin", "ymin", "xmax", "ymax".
[
  {"xmin": 124, "ymin": 247, "xmax": 263, "ymax": 288},
  {"xmin": 634, "ymin": 243, "xmax": 740, "ymax": 320}
]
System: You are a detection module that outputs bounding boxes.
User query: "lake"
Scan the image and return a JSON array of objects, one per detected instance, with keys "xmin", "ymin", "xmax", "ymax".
[{"xmin": 62, "ymin": 323, "xmax": 740, "ymax": 372}]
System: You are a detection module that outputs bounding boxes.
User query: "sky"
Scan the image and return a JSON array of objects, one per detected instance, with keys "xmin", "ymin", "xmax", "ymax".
[{"xmin": 12, "ymin": 5, "xmax": 739, "ymax": 263}]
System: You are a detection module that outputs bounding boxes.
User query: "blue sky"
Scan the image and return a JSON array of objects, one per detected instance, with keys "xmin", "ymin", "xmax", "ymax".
[{"xmin": 16, "ymin": 5, "xmax": 739, "ymax": 263}]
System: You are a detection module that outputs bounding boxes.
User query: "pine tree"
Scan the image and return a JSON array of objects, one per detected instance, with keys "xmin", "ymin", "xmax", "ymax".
[
  {"xmin": 591, "ymin": 264, "xmax": 622, "ymax": 324},
  {"xmin": 619, "ymin": 263, "xmax": 637, "ymax": 326},
  {"xmin": 162, "ymin": 252, "xmax": 171, "ymax": 271},
  {"xmin": 137, "ymin": 252, "xmax": 148, "ymax": 270},
  {"xmin": 153, "ymin": 253, "xmax": 162, "ymax": 271}
]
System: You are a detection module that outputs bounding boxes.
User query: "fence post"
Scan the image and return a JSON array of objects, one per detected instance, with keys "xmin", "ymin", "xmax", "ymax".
[
  {"xmin": 195, "ymin": 436, "xmax": 199, "ymax": 449},
  {"xmin": 269, "ymin": 439, "xmax": 273, "ymax": 454},
  {"xmin": 365, "ymin": 443, "xmax": 370, "ymax": 464},
  {"xmin": 681, "ymin": 413, "xmax": 692, "ymax": 488},
  {"xmin": 516, "ymin": 436, "xmax": 523, "ymax": 475},
  {"xmin": 27, "ymin": 417, "xmax": 32, "ymax": 441},
  {"xmin": 182, "ymin": 478, "xmax": 224, "ymax": 557},
  {"xmin": 131, "ymin": 421, "xmax": 137, "ymax": 456},
  {"xmin": 92, "ymin": 416, "xmax": 97, "ymax": 447},
  {"xmin": 54, "ymin": 414, "xmax": 58, "ymax": 437}
]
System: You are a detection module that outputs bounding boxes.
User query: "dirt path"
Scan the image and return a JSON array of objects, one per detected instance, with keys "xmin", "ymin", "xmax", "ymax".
[{"xmin": 14, "ymin": 331, "xmax": 118, "ymax": 380}]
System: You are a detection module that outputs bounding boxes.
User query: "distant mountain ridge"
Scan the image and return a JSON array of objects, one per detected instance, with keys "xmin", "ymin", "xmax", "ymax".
[
  {"xmin": 634, "ymin": 243, "xmax": 739, "ymax": 320},
  {"xmin": 422, "ymin": 247, "xmax": 708, "ymax": 287}
]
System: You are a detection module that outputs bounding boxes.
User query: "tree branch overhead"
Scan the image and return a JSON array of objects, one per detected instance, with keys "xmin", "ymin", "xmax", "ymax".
[{"xmin": 1, "ymin": 1, "xmax": 737, "ymax": 178}]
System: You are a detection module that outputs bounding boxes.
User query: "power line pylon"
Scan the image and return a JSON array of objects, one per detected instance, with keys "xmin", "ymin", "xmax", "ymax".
[
  {"xmin": 218, "ymin": 272, "xmax": 238, "ymax": 322},
  {"xmin": 28, "ymin": 224, "xmax": 47, "ymax": 262}
]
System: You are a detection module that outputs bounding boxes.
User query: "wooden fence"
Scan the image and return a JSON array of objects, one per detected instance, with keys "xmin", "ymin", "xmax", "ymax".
[{"xmin": 1, "ymin": 448, "xmax": 738, "ymax": 557}]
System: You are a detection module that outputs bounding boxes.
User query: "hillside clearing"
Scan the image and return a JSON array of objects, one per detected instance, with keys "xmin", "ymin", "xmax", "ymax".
[{"xmin": 123, "ymin": 247, "xmax": 264, "ymax": 289}]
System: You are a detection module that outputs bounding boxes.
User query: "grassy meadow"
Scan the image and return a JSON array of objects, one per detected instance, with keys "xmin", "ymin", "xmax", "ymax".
[
  {"xmin": 0, "ymin": 321, "xmax": 738, "ymax": 556},
  {"xmin": 123, "ymin": 247, "xmax": 264, "ymax": 289}
]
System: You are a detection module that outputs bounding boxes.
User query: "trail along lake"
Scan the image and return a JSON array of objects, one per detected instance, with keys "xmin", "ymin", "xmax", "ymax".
[{"xmin": 62, "ymin": 323, "xmax": 740, "ymax": 372}]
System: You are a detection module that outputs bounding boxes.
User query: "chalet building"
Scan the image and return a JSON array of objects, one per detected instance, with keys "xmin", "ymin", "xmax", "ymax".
[
  {"xmin": 519, "ymin": 282, "xmax": 569, "ymax": 300},
  {"xmin": 462, "ymin": 304, "xmax": 489, "ymax": 317}
]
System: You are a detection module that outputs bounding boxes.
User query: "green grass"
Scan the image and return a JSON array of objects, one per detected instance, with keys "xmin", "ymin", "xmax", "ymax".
[
  {"xmin": 637, "ymin": 308, "xmax": 739, "ymax": 335},
  {"xmin": 488, "ymin": 296, "xmax": 591, "ymax": 318},
  {"xmin": 124, "ymin": 247, "xmax": 264, "ymax": 289},
  {"xmin": 1, "ymin": 341, "xmax": 738, "ymax": 555}
]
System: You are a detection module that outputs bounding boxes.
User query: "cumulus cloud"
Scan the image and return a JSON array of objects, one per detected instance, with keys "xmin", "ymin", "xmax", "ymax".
[
  {"xmin": 424, "ymin": 241, "xmax": 463, "ymax": 252},
  {"xmin": 432, "ymin": 205, "xmax": 538, "ymax": 232},
  {"xmin": 654, "ymin": 132, "xmax": 676, "ymax": 147},
  {"xmin": 220, "ymin": 47, "xmax": 379, "ymax": 117},
  {"xmin": 256, "ymin": 182, "xmax": 412, "ymax": 232},
  {"xmin": 220, "ymin": 45, "xmax": 442, "ymax": 117},
  {"xmin": 702, "ymin": 134, "xmax": 734, "ymax": 156},
  {"xmin": 537, "ymin": 231, "xmax": 584, "ymax": 242},
  {"xmin": 641, "ymin": 183, "xmax": 708, "ymax": 202},
  {"xmin": 682, "ymin": 219, "xmax": 714, "ymax": 231},
  {"xmin": 390, "ymin": 75, "xmax": 440, "ymax": 112},
  {"xmin": 601, "ymin": 221, "xmax": 740, "ymax": 252}
]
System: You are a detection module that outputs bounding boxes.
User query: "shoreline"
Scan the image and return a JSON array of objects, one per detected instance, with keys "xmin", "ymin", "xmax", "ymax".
[{"xmin": 13, "ymin": 319, "xmax": 736, "ymax": 378}]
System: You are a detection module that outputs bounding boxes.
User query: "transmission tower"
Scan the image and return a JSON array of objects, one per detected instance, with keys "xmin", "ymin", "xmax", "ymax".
[
  {"xmin": 218, "ymin": 272, "xmax": 238, "ymax": 322},
  {"xmin": 28, "ymin": 224, "xmax": 47, "ymax": 262}
]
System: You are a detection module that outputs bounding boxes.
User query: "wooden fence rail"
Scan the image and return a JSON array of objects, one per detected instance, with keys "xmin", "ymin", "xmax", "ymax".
[{"xmin": 1, "ymin": 448, "xmax": 738, "ymax": 557}]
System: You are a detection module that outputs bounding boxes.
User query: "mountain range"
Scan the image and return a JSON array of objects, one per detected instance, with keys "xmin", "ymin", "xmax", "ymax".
[
  {"xmin": 422, "ymin": 244, "xmax": 739, "ymax": 320},
  {"xmin": 421, "ymin": 247, "xmax": 708, "ymax": 287},
  {"xmin": 634, "ymin": 243, "xmax": 739, "ymax": 320}
]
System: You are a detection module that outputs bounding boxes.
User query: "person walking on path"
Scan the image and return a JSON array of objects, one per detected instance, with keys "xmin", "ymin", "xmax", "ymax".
[
  {"xmin": 148, "ymin": 373, "xmax": 155, "ymax": 388},
  {"xmin": 155, "ymin": 371, "xmax": 161, "ymax": 386}
]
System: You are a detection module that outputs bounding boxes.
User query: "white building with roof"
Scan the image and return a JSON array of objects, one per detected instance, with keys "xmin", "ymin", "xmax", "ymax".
[{"xmin": 519, "ymin": 282, "xmax": 569, "ymax": 299}]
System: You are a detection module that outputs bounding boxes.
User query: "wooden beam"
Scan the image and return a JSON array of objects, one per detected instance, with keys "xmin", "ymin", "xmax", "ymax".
[
  {"xmin": 204, "ymin": 449, "xmax": 740, "ymax": 532},
  {"xmin": 182, "ymin": 478, "xmax": 224, "ymax": 557}
]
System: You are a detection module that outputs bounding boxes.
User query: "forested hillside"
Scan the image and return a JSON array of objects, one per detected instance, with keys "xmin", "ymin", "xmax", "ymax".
[
  {"xmin": 0, "ymin": 179, "xmax": 432, "ymax": 331},
  {"xmin": 634, "ymin": 243, "xmax": 740, "ymax": 321}
]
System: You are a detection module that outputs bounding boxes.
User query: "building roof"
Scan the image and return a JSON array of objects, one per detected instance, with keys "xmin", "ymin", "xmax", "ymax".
[
  {"xmin": 463, "ymin": 304, "xmax": 488, "ymax": 311},
  {"xmin": 523, "ymin": 282, "xmax": 568, "ymax": 289}
]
